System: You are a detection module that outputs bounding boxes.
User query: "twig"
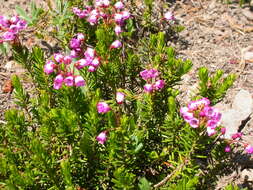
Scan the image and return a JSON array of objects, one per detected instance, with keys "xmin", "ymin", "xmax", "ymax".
[
  {"xmin": 153, "ymin": 161, "xmax": 186, "ymax": 188},
  {"xmin": 0, "ymin": 120, "xmax": 7, "ymax": 124}
]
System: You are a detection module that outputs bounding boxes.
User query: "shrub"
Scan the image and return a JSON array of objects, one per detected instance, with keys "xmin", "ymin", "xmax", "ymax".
[{"xmin": 0, "ymin": 0, "xmax": 241, "ymax": 189}]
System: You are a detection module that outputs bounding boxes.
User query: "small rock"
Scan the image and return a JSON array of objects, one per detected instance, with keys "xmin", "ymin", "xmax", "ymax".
[
  {"xmin": 242, "ymin": 8, "xmax": 253, "ymax": 20},
  {"xmin": 242, "ymin": 46, "xmax": 253, "ymax": 62},
  {"xmin": 4, "ymin": 61, "xmax": 15, "ymax": 71},
  {"xmin": 241, "ymin": 169, "xmax": 253, "ymax": 181},
  {"xmin": 232, "ymin": 89, "xmax": 253, "ymax": 119}
]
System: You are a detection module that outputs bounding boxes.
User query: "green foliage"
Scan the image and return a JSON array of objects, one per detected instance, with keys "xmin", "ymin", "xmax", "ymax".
[
  {"xmin": 198, "ymin": 67, "xmax": 236, "ymax": 104},
  {"xmin": 16, "ymin": 1, "xmax": 44, "ymax": 25},
  {"xmin": 0, "ymin": 1, "xmax": 236, "ymax": 189},
  {"xmin": 224, "ymin": 183, "xmax": 248, "ymax": 190}
]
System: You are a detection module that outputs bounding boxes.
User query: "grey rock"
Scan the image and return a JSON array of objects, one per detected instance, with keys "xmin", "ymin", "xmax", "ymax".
[
  {"xmin": 220, "ymin": 89, "xmax": 253, "ymax": 139},
  {"xmin": 221, "ymin": 109, "xmax": 242, "ymax": 139},
  {"xmin": 232, "ymin": 89, "xmax": 253, "ymax": 119}
]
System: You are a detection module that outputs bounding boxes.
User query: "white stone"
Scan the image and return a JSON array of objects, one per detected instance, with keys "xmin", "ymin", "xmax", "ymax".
[
  {"xmin": 232, "ymin": 89, "xmax": 253, "ymax": 119},
  {"xmin": 221, "ymin": 109, "xmax": 242, "ymax": 139}
]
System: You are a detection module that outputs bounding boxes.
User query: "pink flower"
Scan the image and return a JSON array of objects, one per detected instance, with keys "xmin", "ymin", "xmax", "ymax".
[
  {"xmin": 140, "ymin": 69, "xmax": 159, "ymax": 80},
  {"xmin": 114, "ymin": 25, "xmax": 122, "ymax": 36},
  {"xmin": 114, "ymin": 13, "xmax": 124, "ymax": 24},
  {"xmin": 74, "ymin": 76, "xmax": 86, "ymax": 87},
  {"xmin": 231, "ymin": 132, "xmax": 242, "ymax": 140},
  {"xmin": 122, "ymin": 11, "xmax": 130, "ymax": 20},
  {"xmin": 70, "ymin": 50, "xmax": 78, "ymax": 58},
  {"xmin": 114, "ymin": 1, "xmax": 124, "ymax": 9},
  {"xmin": 70, "ymin": 38, "xmax": 81, "ymax": 49},
  {"xmin": 91, "ymin": 57, "xmax": 100, "ymax": 67},
  {"xmin": 88, "ymin": 66, "xmax": 96, "ymax": 72},
  {"xmin": 54, "ymin": 53, "xmax": 64, "ymax": 63},
  {"xmin": 63, "ymin": 56, "xmax": 72, "ymax": 65},
  {"xmin": 16, "ymin": 20, "xmax": 27, "ymax": 29},
  {"xmin": 96, "ymin": 131, "xmax": 107, "ymax": 144},
  {"xmin": 144, "ymin": 83, "xmax": 153, "ymax": 93},
  {"xmin": 207, "ymin": 126, "xmax": 216, "ymax": 136},
  {"xmin": 75, "ymin": 59, "xmax": 89, "ymax": 69},
  {"xmin": 245, "ymin": 145, "xmax": 253, "ymax": 154},
  {"xmin": 2, "ymin": 31, "xmax": 16, "ymax": 41},
  {"xmin": 77, "ymin": 33, "xmax": 85, "ymax": 41},
  {"xmin": 188, "ymin": 98, "xmax": 210, "ymax": 110},
  {"xmin": 9, "ymin": 25, "xmax": 19, "ymax": 33},
  {"xmin": 116, "ymin": 92, "xmax": 125, "ymax": 104},
  {"xmin": 154, "ymin": 80, "xmax": 165, "ymax": 90},
  {"xmin": 180, "ymin": 107, "xmax": 194, "ymax": 122},
  {"xmin": 110, "ymin": 40, "xmax": 122, "ymax": 49},
  {"xmin": 53, "ymin": 74, "xmax": 64, "ymax": 90},
  {"xmin": 10, "ymin": 16, "xmax": 20, "ymax": 24},
  {"xmin": 73, "ymin": 7, "xmax": 88, "ymax": 18},
  {"xmin": 97, "ymin": 102, "xmax": 111, "ymax": 114},
  {"xmin": 84, "ymin": 48, "xmax": 96, "ymax": 59},
  {"xmin": 0, "ymin": 16, "xmax": 10, "ymax": 28},
  {"xmin": 44, "ymin": 60, "xmax": 55, "ymax": 74},
  {"xmin": 221, "ymin": 127, "xmax": 226, "ymax": 135},
  {"xmin": 189, "ymin": 118, "xmax": 199, "ymax": 128},
  {"xmin": 207, "ymin": 120, "xmax": 218, "ymax": 129},
  {"xmin": 64, "ymin": 75, "xmax": 74, "ymax": 86},
  {"xmin": 164, "ymin": 11, "xmax": 175, "ymax": 21},
  {"xmin": 225, "ymin": 145, "xmax": 231, "ymax": 152}
]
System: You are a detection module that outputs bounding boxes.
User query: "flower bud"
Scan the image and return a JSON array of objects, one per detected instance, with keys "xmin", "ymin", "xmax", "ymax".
[
  {"xmin": 44, "ymin": 60, "xmax": 55, "ymax": 74},
  {"xmin": 75, "ymin": 75, "xmax": 86, "ymax": 87},
  {"xmin": 53, "ymin": 74, "xmax": 64, "ymax": 90},
  {"xmin": 144, "ymin": 83, "xmax": 153, "ymax": 93},
  {"xmin": 154, "ymin": 80, "xmax": 165, "ymax": 90},
  {"xmin": 110, "ymin": 40, "xmax": 122, "ymax": 49},
  {"xmin": 164, "ymin": 11, "xmax": 175, "ymax": 21},
  {"xmin": 116, "ymin": 92, "xmax": 125, "ymax": 104},
  {"xmin": 97, "ymin": 102, "xmax": 111, "ymax": 114},
  {"xmin": 114, "ymin": 1, "xmax": 124, "ymax": 9},
  {"xmin": 224, "ymin": 145, "xmax": 231, "ymax": 152},
  {"xmin": 114, "ymin": 25, "xmax": 123, "ymax": 36},
  {"xmin": 64, "ymin": 75, "xmax": 74, "ymax": 86},
  {"xmin": 96, "ymin": 131, "xmax": 107, "ymax": 144}
]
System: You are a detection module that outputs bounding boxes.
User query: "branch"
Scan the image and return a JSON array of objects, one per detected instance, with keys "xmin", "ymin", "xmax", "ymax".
[{"xmin": 153, "ymin": 161, "xmax": 186, "ymax": 188}]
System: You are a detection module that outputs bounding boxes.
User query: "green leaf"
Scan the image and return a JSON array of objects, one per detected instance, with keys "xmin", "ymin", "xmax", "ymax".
[
  {"xmin": 138, "ymin": 177, "xmax": 151, "ymax": 190},
  {"xmin": 15, "ymin": 6, "xmax": 33, "ymax": 24}
]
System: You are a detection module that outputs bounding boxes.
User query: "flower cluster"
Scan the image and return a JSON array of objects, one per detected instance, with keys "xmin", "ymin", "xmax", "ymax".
[
  {"xmin": 44, "ymin": 53, "xmax": 85, "ymax": 90},
  {"xmin": 180, "ymin": 98, "xmax": 222, "ymax": 136},
  {"xmin": 75, "ymin": 47, "xmax": 101, "ymax": 72},
  {"xmin": 0, "ymin": 15, "xmax": 27, "ymax": 42},
  {"xmin": 140, "ymin": 68, "xmax": 165, "ymax": 93},
  {"xmin": 69, "ymin": 33, "xmax": 85, "ymax": 58},
  {"xmin": 73, "ymin": 1, "xmax": 130, "ymax": 35},
  {"xmin": 225, "ymin": 132, "xmax": 253, "ymax": 154}
]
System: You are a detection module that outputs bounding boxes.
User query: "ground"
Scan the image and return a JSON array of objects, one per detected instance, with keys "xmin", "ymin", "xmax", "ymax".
[{"xmin": 0, "ymin": 0, "xmax": 252, "ymax": 189}]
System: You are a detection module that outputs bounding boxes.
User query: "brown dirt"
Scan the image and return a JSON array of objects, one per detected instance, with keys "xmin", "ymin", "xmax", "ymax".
[{"xmin": 0, "ymin": 0, "xmax": 252, "ymax": 189}]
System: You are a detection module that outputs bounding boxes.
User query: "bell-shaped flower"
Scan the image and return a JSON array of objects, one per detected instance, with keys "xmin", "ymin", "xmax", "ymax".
[
  {"xmin": 75, "ymin": 75, "xmax": 86, "ymax": 87},
  {"xmin": 64, "ymin": 75, "xmax": 74, "ymax": 86},
  {"xmin": 116, "ymin": 92, "xmax": 125, "ymax": 104},
  {"xmin": 97, "ymin": 102, "xmax": 111, "ymax": 114},
  {"xmin": 96, "ymin": 131, "xmax": 107, "ymax": 144},
  {"xmin": 110, "ymin": 40, "xmax": 122, "ymax": 49},
  {"xmin": 44, "ymin": 60, "xmax": 55, "ymax": 74},
  {"xmin": 114, "ymin": 1, "xmax": 124, "ymax": 9}
]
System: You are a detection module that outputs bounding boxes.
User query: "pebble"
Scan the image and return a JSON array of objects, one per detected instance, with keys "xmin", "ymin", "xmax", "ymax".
[{"xmin": 242, "ymin": 8, "xmax": 253, "ymax": 20}]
